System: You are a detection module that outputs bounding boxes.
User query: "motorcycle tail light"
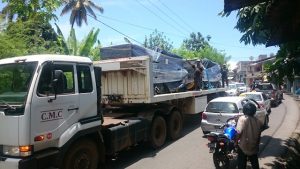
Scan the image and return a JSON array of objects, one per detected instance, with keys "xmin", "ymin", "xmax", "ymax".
[
  {"xmin": 219, "ymin": 142, "xmax": 225, "ymax": 147},
  {"xmin": 207, "ymin": 136, "xmax": 215, "ymax": 142}
]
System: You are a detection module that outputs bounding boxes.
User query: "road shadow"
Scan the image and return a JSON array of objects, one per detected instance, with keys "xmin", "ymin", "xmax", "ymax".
[
  {"xmin": 259, "ymin": 135, "xmax": 286, "ymax": 159},
  {"xmin": 105, "ymin": 113, "xmax": 202, "ymax": 169},
  {"xmin": 260, "ymin": 135, "xmax": 300, "ymax": 169}
]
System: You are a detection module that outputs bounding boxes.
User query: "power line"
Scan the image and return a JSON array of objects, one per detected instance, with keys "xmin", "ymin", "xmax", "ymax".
[
  {"xmin": 96, "ymin": 14, "xmax": 186, "ymax": 38},
  {"xmin": 87, "ymin": 14, "xmax": 144, "ymax": 46},
  {"xmin": 210, "ymin": 41, "xmax": 276, "ymax": 51},
  {"xmin": 90, "ymin": 14, "xmax": 274, "ymax": 54},
  {"xmin": 145, "ymin": 0, "xmax": 191, "ymax": 34},
  {"xmin": 134, "ymin": 0, "xmax": 187, "ymax": 37},
  {"xmin": 157, "ymin": 0, "xmax": 195, "ymax": 33}
]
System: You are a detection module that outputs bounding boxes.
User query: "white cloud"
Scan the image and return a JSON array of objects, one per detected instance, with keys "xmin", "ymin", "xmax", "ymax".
[{"xmin": 228, "ymin": 61, "xmax": 237, "ymax": 71}]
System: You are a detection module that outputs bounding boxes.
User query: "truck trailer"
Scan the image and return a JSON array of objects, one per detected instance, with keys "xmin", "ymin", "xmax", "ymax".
[{"xmin": 0, "ymin": 54, "xmax": 225, "ymax": 169}]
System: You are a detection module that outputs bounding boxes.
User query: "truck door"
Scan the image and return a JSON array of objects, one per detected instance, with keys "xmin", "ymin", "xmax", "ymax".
[
  {"xmin": 30, "ymin": 62, "xmax": 79, "ymax": 148},
  {"xmin": 76, "ymin": 64, "xmax": 98, "ymax": 119}
]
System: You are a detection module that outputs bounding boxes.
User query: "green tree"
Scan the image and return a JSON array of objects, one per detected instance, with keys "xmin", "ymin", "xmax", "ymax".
[
  {"xmin": 0, "ymin": 33, "xmax": 27, "ymax": 58},
  {"xmin": 60, "ymin": 0, "xmax": 103, "ymax": 27},
  {"xmin": 1, "ymin": 0, "xmax": 61, "ymax": 22},
  {"xmin": 173, "ymin": 45, "xmax": 230, "ymax": 65},
  {"xmin": 0, "ymin": 17, "xmax": 63, "ymax": 58},
  {"xmin": 89, "ymin": 40, "xmax": 101, "ymax": 61},
  {"xmin": 55, "ymin": 24, "xmax": 101, "ymax": 58},
  {"xmin": 231, "ymin": 3, "xmax": 270, "ymax": 46},
  {"xmin": 221, "ymin": 2, "xmax": 300, "ymax": 83},
  {"xmin": 183, "ymin": 32, "xmax": 210, "ymax": 51},
  {"xmin": 144, "ymin": 29, "xmax": 173, "ymax": 51}
]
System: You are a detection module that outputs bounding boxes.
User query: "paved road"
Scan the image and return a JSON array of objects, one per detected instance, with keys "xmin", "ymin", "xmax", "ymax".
[{"xmin": 105, "ymin": 94, "xmax": 297, "ymax": 169}]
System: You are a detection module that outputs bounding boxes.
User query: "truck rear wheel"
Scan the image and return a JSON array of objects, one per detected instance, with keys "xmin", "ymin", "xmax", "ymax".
[
  {"xmin": 167, "ymin": 110, "xmax": 183, "ymax": 140},
  {"xmin": 149, "ymin": 115, "xmax": 167, "ymax": 149},
  {"xmin": 63, "ymin": 139, "xmax": 99, "ymax": 169}
]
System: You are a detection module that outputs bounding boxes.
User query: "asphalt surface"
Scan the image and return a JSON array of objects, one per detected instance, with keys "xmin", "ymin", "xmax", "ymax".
[{"xmin": 104, "ymin": 94, "xmax": 299, "ymax": 169}]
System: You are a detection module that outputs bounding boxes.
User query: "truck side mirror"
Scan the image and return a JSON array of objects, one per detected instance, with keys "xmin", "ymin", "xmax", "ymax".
[{"xmin": 48, "ymin": 70, "xmax": 65, "ymax": 102}]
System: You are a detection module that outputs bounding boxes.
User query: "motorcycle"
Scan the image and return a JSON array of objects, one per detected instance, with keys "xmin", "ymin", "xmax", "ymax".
[{"xmin": 205, "ymin": 117, "xmax": 239, "ymax": 169}]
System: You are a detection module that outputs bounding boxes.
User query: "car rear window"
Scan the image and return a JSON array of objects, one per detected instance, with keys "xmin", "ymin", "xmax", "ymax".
[
  {"xmin": 257, "ymin": 84, "xmax": 273, "ymax": 90},
  {"xmin": 206, "ymin": 102, "xmax": 239, "ymax": 113},
  {"xmin": 236, "ymin": 83, "xmax": 245, "ymax": 88},
  {"xmin": 244, "ymin": 94, "xmax": 262, "ymax": 101}
]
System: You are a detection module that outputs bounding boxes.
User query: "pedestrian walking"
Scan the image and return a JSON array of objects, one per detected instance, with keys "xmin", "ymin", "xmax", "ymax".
[{"xmin": 236, "ymin": 102, "xmax": 263, "ymax": 169}]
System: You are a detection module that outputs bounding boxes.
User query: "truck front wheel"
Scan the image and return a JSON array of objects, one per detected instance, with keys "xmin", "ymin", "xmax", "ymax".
[
  {"xmin": 167, "ymin": 110, "xmax": 183, "ymax": 140},
  {"xmin": 63, "ymin": 139, "xmax": 99, "ymax": 169},
  {"xmin": 149, "ymin": 115, "xmax": 167, "ymax": 149}
]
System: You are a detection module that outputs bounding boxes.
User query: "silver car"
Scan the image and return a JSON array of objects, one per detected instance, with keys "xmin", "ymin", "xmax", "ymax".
[
  {"xmin": 201, "ymin": 96, "xmax": 268, "ymax": 134},
  {"xmin": 240, "ymin": 92, "xmax": 271, "ymax": 114}
]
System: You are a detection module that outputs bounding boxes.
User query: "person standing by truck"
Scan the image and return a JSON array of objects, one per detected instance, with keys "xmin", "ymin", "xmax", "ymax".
[
  {"xmin": 192, "ymin": 62, "xmax": 204, "ymax": 90},
  {"xmin": 221, "ymin": 64, "xmax": 228, "ymax": 88}
]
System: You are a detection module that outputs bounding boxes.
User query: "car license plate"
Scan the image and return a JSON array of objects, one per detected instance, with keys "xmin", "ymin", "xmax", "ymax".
[
  {"xmin": 208, "ymin": 142, "xmax": 216, "ymax": 148},
  {"xmin": 208, "ymin": 143, "xmax": 216, "ymax": 153}
]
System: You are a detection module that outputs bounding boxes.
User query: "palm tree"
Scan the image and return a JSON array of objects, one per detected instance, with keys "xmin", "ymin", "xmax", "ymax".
[
  {"xmin": 55, "ymin": 23, "xmax": 100, "ymax": 58},
  {"xmin": 60, "ymin": 0, "xmax": 103, "ymax": 27}
]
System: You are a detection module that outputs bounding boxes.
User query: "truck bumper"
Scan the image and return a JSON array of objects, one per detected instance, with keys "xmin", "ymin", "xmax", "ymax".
[
  {"xmin": 0, "ymin": 157, "xmax": 20, "ymax": 169},
  {"xmin": 0, "ymin": 149, "xmax": 59, "ymax": 169}
]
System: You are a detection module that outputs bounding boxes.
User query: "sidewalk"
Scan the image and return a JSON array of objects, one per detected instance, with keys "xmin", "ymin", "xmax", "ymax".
[{"xmin": 259, "ymin": 94, "xmax": 300, "ymax": 169}]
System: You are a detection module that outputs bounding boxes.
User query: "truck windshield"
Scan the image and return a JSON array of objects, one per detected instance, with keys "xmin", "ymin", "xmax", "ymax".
[{"xmin": 0, "ymin": 62, "xmax": 37, "ymax": 106}]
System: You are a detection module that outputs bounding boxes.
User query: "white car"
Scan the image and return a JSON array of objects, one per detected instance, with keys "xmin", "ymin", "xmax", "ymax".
[
  {"xmin": 236, "ymin": 82, "xmax": 247, "ymax": 93},
  {"xmin": 201, "ymin": 96, "xmax": 268, "ymax": 134},
  {"xmin": 225, "ymin": 84, "xmax": 238, "ymax": 96},
  {"xmin": 240, "ymin": 92, "xmax": 271, "ymax": 114}
]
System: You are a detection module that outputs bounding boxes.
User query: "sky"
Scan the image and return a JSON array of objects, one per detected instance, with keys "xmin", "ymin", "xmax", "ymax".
[{"xmin": 0, "ymin": 0, "xmax": 279, "ymax": 69}]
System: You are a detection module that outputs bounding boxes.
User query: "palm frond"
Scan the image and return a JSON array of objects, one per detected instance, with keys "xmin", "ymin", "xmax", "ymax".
[
  {"xmin": 79, "ymin": 7, "xmax": 87, "ymax": 25},
  {"xmin": 54, "ymin": 23, "xmax": 70, "ymax": 54},
  {"xmin": 67, "ymin": 27, "xmax": 77, "ymax": 55},
  {"xmin": 79, "ymin": 28, "xmax": 100, "ymax": 56},
  {"xmin": 60, "ymin": 1, "xmax": 76, "ymax": 16},
  {"xmin": 87, "ymin": 1, "xmax": 104, "ymax": 13},
  {"xmin": 85, "ymin": 5, "xmax": 96, "ymax": 18}
]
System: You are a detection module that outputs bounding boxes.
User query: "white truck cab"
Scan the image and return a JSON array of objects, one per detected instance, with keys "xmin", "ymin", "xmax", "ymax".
[
  {"xmin": 0, "ymin": 54, "xmax": 226, "ymax": 169},
  {"xmin": 0, "ymin": 55, "xmax": 103, "ymax": 169}
]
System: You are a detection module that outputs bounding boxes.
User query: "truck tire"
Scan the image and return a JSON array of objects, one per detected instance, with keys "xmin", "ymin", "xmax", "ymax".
[
  {"xmin": 63, "ymin": 139, "xmax": 99, "ymax": 169},
  {"xmin": 149, "ymin": 115, "xmax": 167, "ymax": 149},
  {"xmin": 167, "ymin": 110, "xmax": 183, "ymax": 140}
]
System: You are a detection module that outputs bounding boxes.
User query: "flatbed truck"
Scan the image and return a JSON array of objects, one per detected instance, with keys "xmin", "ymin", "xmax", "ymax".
[{"xmin": 0, "ymin": 54, "xmax": 225, "ymax": 169}]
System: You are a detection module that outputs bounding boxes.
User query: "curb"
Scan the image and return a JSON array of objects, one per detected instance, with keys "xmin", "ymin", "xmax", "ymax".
[
  {"xmin": 270, "ymin": 94, "xmax": 300, "ymax": 169},
  {"xmin": 259, "ymin": 94, "xmax": 300, "ymax": 169}
]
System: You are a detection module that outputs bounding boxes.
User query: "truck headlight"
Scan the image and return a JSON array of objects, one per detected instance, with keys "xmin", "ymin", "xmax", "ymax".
[{"xmin": 3, "ymin": 145, "xmax": 32, "ymax": 157}]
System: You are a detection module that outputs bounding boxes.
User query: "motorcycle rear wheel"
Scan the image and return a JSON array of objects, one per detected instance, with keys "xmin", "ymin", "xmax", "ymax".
[{"xmin": 213, "ymin": 151, "xmax": 229, "ymax": 169}]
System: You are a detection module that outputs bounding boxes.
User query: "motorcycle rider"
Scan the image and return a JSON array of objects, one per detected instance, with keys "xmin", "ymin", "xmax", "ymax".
[{"xmin": 236, "ymin": 102, "xmax": 263, "ymax": 169}]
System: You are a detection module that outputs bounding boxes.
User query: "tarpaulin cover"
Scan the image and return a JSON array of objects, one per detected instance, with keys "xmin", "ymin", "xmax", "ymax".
[
  {"xmin": 101, "ymin": 44, "xmax": 188, "ymax": 84},
  {"xmin": 100, "ymin": 44, "xmax": 222, "ymax": 91}
]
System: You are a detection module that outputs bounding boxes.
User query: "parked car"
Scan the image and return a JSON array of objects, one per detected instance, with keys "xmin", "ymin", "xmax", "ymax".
[
  {"xmin": 254, "ymin": 83, "xmax": 282, "ymax": 106},
  {"xmin": 240, "ymin": 92, "xmax": 271, "ymax": 114},
  {"xmin": 201, "ymin": 96, "xmax": 268, "ymax": 134},
  {"xmin": 225, "ymin": 83, "xmax": 238, "ymax": 96},
  {"xmin": 236, "ymin": 82, "xmax": 247, "ymax": 94}
]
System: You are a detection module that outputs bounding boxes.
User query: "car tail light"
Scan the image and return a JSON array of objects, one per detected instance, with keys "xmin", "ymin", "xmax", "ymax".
[
  {"xmin": 202, "ymin": 113, "xmax": 207, "ymax": 120},
  {"xmin": 259, "ymin": 104, "xmax": 265, "ymax": 109}
]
